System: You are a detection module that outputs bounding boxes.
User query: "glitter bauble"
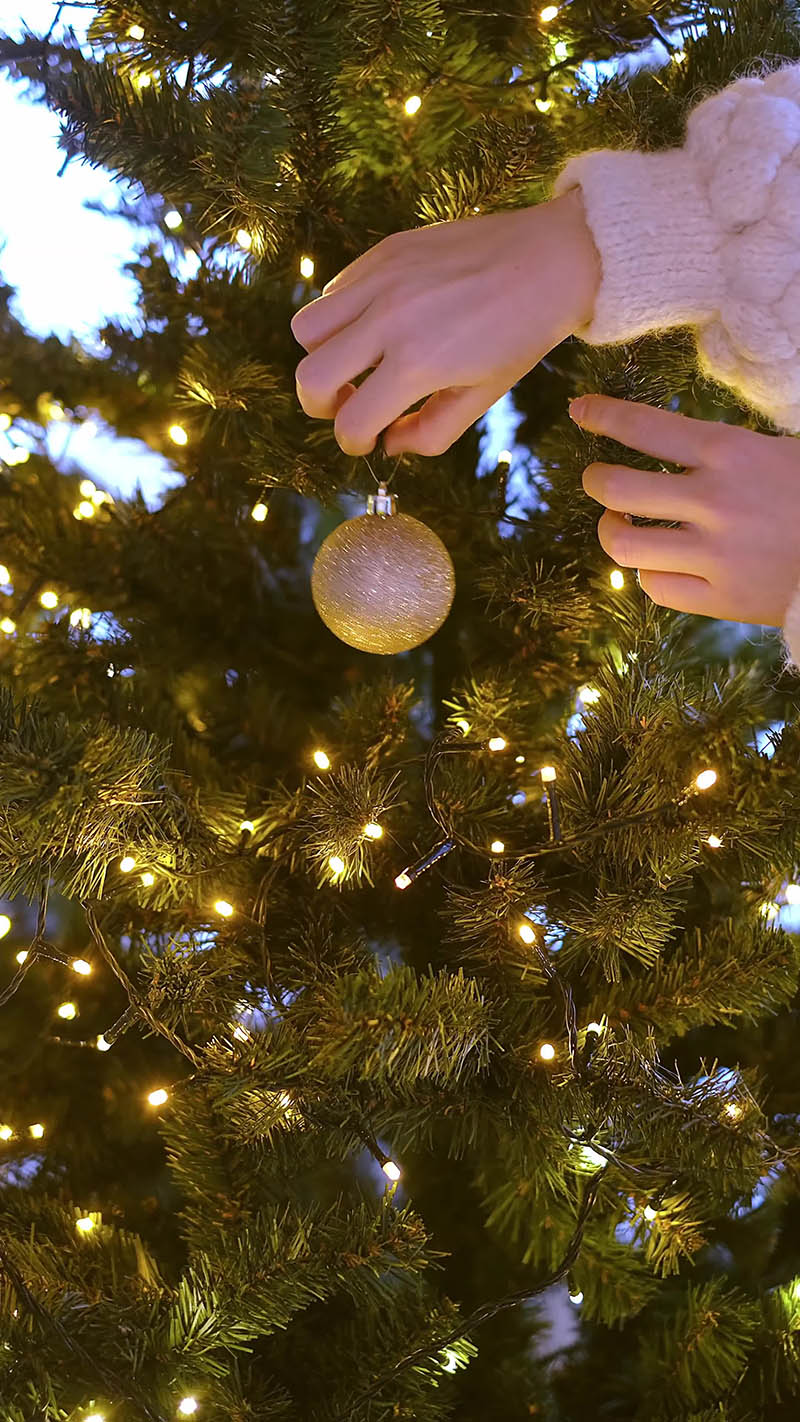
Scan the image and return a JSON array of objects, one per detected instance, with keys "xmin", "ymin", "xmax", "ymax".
[{"xmin": 311, "ymin": 486, "xmax": 455, "ymax": 654}]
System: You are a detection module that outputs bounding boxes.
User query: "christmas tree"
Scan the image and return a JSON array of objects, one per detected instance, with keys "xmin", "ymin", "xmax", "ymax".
[{"xmin": 2, "ymin": 1, "xmax": 800, "ymax": 1417}]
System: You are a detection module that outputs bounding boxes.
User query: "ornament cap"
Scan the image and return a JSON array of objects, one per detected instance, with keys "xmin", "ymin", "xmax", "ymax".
[{"xmin": 367, "ymin": 483, "xmax": 396, "ymax": 517}]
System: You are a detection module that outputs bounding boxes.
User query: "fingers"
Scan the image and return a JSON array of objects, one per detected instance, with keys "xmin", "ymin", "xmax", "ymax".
[
  {"xmin": 583, "ymin": 463, "xmax": 706, "ymax": 524},
  {"xmin": 637, "ymin": 569, "xmax": 717, "ymax": 617},
  {"xmin": 331, "ymin": 357, "xmax": 427, "ymax": 456},
  {"xmin": 571, "ymin": 394, "xmax": 726, "ymax": 468},
  {"xmin": 382, "ymin": 379, "xmax": 511, "ymax": 458},
  {"xmin": 290, "ymin": 267, "xmax": 385, "ymax": 352},
  {"xmin": 597, "ymin": 509, "xmax": 707, "ymax": 576},
  {"xmin": 295, "ymin": 308, "xmax": 392, "ymax": 421}
]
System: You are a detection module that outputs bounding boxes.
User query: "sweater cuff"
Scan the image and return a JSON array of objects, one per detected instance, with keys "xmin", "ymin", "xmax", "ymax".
[
  {"xmin": 551, "ymin": 148, "xmax": 726, "ymax": 346},
  {"xmin": 783, "ymin": 577, "xmax": 800, "ymax": 671}
]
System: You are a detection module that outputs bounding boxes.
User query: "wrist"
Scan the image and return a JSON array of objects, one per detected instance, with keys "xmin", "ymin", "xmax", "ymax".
[{"xmin": 554, "ymin": 186, "xmax": 602, "ymax": 334}]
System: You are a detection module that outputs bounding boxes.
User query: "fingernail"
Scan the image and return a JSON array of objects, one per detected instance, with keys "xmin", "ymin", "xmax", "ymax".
[{"xmin": 569, "ymin": 397, "xmax": 588, "ymax": 423}]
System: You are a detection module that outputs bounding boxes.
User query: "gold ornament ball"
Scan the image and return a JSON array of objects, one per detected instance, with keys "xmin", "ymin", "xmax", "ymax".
[{"xmin": 311, "ymin": 499, "xmax": 455, "ymax": 654}]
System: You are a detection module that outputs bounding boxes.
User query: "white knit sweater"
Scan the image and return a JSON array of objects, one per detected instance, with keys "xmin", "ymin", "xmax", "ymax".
[{"xmin": 550, "ymin": 60, "xmax": 800, "ymax": 666}]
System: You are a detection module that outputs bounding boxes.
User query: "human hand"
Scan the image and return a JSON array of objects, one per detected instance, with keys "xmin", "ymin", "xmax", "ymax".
[
  {"xmin": 574, "ymin": 394, "xmax": 800, "ymax": 628},
  {"xmin": 290, "ymin": 189, "xmax": 601, "ymax": 459}
]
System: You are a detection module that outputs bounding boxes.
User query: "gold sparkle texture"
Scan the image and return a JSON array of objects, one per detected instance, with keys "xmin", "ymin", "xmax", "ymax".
[{"xmin": 311, "ymin": 501, "xmax": 455, "ymax": 654}]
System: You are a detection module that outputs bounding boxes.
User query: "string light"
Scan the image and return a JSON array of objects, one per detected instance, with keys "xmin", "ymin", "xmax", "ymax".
[
  {"xmin": 0, "ymin": 1125, "xmax": 12, "ymax": 1141},
  {"xmin": 135, "ymin": 72, "xmax": 152, "ymax": 88},
  {"xmin": 70, "ymin": 608, "xmax": 92, "ymax": 629},
  {"xmin": 164, "ymin": 210, "xmax": 183, "ymax": 229},
  {"xmin": 518, "ymin": 922, "xmax": 536, "ymax": 945},
  {"xmin": 488, "ymin": 736, "xmax": 507, "ymax": 752},
  {"xmin": 79, "ymin": 478, "xmax": 96, "ymax": 498},
  {"xmin": 299, "ymin": 255, "xmax": 315, "ymax": 279},
  {"xmin": 313, "ymin": 749, "xmax": 331, "ymax": 770},
  {"xmin": 610, "ymin": 568, "xmax": 625, "ymax": 590},
  {"xmin": 540, "ymin": 765, "xmax": 557, "ymax": 782},
  {"xmin": 761, "ymin": 901, "xmax": 780, "ymax": 921},
  {"xmin": 568, "ymin": 1290, "xmax": 583, "ymax": 1305},
  {"xmin": 553, "ymin": 40, "xmax": 568, "ymax": 59},
  {"xmin": 127, "ymin": 22, "xmax": 145, "ymax": 39},
  {"xmin": 539, "ymin": 1042, "xmax": 556, "ymax": 1062},
  {"xmin": 643, "ymin": 1204, "xmax": 657, "ymax": 1221},
  {"xmin": 15, "ymin": 950, "xmax": 27, "ymax": 964},
  {"xmin": 586, "ymin": 1021, "xmax": 605, "ymax": 1035},
  {"xmin": 39, "ymin": 590, "xmax": 58, "ymax": 610},
  {"xmin": 239, "ymin": 820, "xmax": 255, "ymax": 834},
  {"xmin": 394, "ymin": 872, "xmax": 412, "ymax": 890},
  {"xmin": 579, "ymin": 685, "xmax": 601, "ymax": 704},
  {"xmin": 235, "ymin": 229, "xmax": 253, "ymax": 250},
  {"xmin": 74, "ymin": 501, "xmax": 96, "ymax": 519},
  {"xmin": 540, "ymin": 4, "xmax": 559, "ymax": 17},
  {"xmin": 706, "ymin": 834, "xmax": 722, "ymax": 849},
  {"xmin": 251, "ymin": 502, "xmax": 268, "ymax": 522},
  {"xmin": 141, "ymin": 871, "xmax": 155, "ymax": 886},
  {"xmin": 404, "ymin": 94, "xmax": 422, "ymax": 115},
  {"xmin": 441, "ymin": 1349, "xmax": 459, "ymax": 1372},
  {"xmin": 120, "ymin": 855, "xmax": 137, "ymax": 873},
  {"xmin": 455, "ymin": 718, "xmax": 470, "ymax": 735},
  {"xmin": 535, "ymin": 97, "xmax": 554, "ymax": 115},
  {"xmin": 0, "ymin": 563, "xmax": 9, "ymax": 584},
  {"xmin": 168, "ymin": 424, "xmax": 188, "ymax": 446},
  {"xmin": 491, "ymin": 840, "xmax": 505, "ymax": 854},
  {"xmin": 694, "ymin": 770, "xmax": 717, "ymax": 791},
  {"xmin": 85, "ymin": 1413, "xmax": 106, "ymax": 1422},
  {"xmin": 76, "ymin": 1216, "xmax": 95, "ymax": 1234},
  {"xmin": 786, "ymin": 883, "xmax": 800, "ymax": 904},
  {"xmin": 329, "ymin": 855, "xmax": 346, "ymax": 877},
  {"xmin": 96, "ymin": 1035, "xmax": 111, "ymax": 1052},
  {"xmin": 0, "ymin": 915, "xmax": 10, "ymax": 939},
  {"xmin": 0, "ymin": 617, "xmax": 15, "ymax": 634},
  {"xmin": 58, "ymin": 1002, "xmax": 77, "ymax": 1020},
  {"xmin": 177, "ymin": 1400, "xmax": 199, "ymax": 1417},
  {"xmin": 363, "ymin": 822, "xmax": 384, "ymax": 840},
  {"xmin": 725, "ymin": 1102, "xmax": 742, "ymax": 1120},
  {"xmin": 147, "ymin": 1088, "xmax": 169, "ymax": 1107},
  {"xmin": 393, "ymin": 839, "xmax": 455, "ymax": 890},
  {"xmin": 497, "ymin": 449, "xmax": 512, "ymax": 464},
  {"xmin": 29, "ymin": 1123, "xmax": 44, "ymax": 1139},
  {"xmin": 382, "ymin": 1160, "xmax": 401, "ymax": 1181},
  {"xmin": 673, "ymin": 48, "xmax": 687, "ymax": 62},
  {"xmin": 214, "ymin": 900, "xmax": 234, "ymax": 918},
  {"xmin": 71, "ymin": 959, "xmax": 92, "ymax": 975}
]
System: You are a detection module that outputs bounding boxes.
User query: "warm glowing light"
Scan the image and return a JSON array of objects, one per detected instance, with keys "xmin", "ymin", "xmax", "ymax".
[
  {"xmin": 135, "ymin": 72, "xmax": 152, "ymax": 88},
  {"xmin": 497, "ymin": 449, "xmax": 512, "ymax": 464},
  {"xmin": 128, "ymin": 22, "xmax": 145, "ymax": 39},
  {"xmin": 6, "ymin": 448, "xmax": 29, "ymax": 465},
  {"xmin": 540, "ymin": 4, "xmax": 559, "ymax": 18},
  {"xmin": 442, "ymin": 1349, "xmax": 459, "ymax": 1372},
  {"xmin": 147, "ymin": 1088, "xmax": 169, "ymax": 1107},
  {"xmin": 71, "ymin": 958, "xmax": 92, "ymax": 976},
  {"xmin": 364, "ymin": 822, "xmax": 384, "ymax": 840},
  {"xmin": 515, "ymin": 754, "xmax": 525, "ymax": 764},
  {"xmin": 79, "ymin": 478, "xmax": 96, "ymax": 497},
  {"xmin": 554, "ymin": 40, "xmax": 568, "ymax": 59},
  {"xmin": 0, "ymin": 415, "xmax": 10, "ymax": 431},
  {"xmin": 120, "ymin": 855, "xmax": 137, "ymax": 873},
  {"xmin": 58, "ymin": 1002, "xmax": 77, "ymax": 1020},
  {"xmin": 518, "ymin": 922, "xmax": 536, "ymax": 945},
  {"xmin": 455, "ymin": 718, "xmax": 471, "ymax": 735},
  {"xmin": 579, "ymin": 685, "xmax": 601, "ymax": 704},
  {"xmin": 404, "ymin": 94, "xmax": 422, "ymax": 115},
  {"xmin": 85, "ymin": 1414, "xmax": 106, "ymax": 1422},
  {"xmin": 725, "ymin": 1102, "xmax": 742, "ymax": 1120},
  {"xmin": 706, "ymin": 834, "xmax": 722, "ymax": 849},
  {"xmin": 29, "ymin": 1122, "xmax": 44, "ymax": 1139},
  {"xmin": 382, "ymin": 1159, "xmax": 401, "ymax": 1181},
  {"xmin": 786, "ymin": 882, "xmax": 800, "ymax": 904},
  {"xmin": 586, "ymin": 1021, "xmax": 604, "ymax": 1035},
  {"xmin": 178, "ymin": 1400, "xmax": 199, "ymax": 1418},
  {"xmin": 239, "ymin": 820, "xmax": 255, "ymax": 834},
  {"xmin": 643, "ymin": 1205, "xmax": 657, "ymax": 1221},
  {"xmin": 251, "ymin": 502, "xmax": 268, "ymax": 522},
  {"xmin": 141, "ymin": 871, "xmax": 155, "ymax": 886},
  {"xmin": 610, "ymin": 568, "xmax": 625, "ymax": 590},
  {"xmin": 695, "ymin": 770, "xmax": 717, "ymax": 791},
  {"xmin": 395, "ymin": 872, "xmax": 412, "ymax": 890},
  {"xmin": 96, "ymin": 1035, "xmax": 111, "ymax": 1052},
  {"xmin": 329, "ymin": 855, "xmax": 346, "ymax": 876},
  {"xmin": 235, "ymin": 228, "xmax": 253, "ymax": 250},
  {"xmin": 0, "ymin": 564, "xmax": 9, "ymax": 584},
  {"xmin": 70, "ymin": 607, "xmax": 92, "ymax": 629},
  {"xmin": 491, "ymin": 840, "xmax": 505, "ymax": 854},
  {"xmin": 76, "ymin": 1216, "xmax": 95, "ymax": 1234},
  {"xmin": 0, "ymin": 915, "xmax": 10, "ymax": 939},
  {"xmin": 214, "ymin": 900, "xmax": 234, "ymax": 918},
  {"xmin": 488, "ymin": 736, "xmax": 507, "ymax": 752},
  {"xmin": 568, "ymin": 1289, "xmax": 584, "ymax": 1304},
  {"xmin": 168, "ymin": 424, "xmax": 188, "ymax": 446},
  {"xmin": 539, "ymin": 1042, "xmax": 556, "ymax": 1062},
  {"xmin": 0, "ymin": 617, "xmax": 15, "ymax": 635},
  {"xmin": 300, "ymin": 254, "xmax": 315, "ymax": 279},
  {"xmin": 164, "ymin": 210, "xmax": 183, "ymax": 229},
  {"xmin": 313, "ymin": 749, "xmax": 331, "ymax": 770},
  {"xmin": 39, "ymin": 589, "xmax": 58, "ymax": 609},
  {"xmin": 15, "ymin": 950, "xmax": 28, "ymax": 965},
  {"xmin": 673, "ymin": 48, "xmax": 687, "ymax": 62},
  {"xmin": 540, "ymin": 765, "xmax": 557, "ymax": 783},
  {"xmin": 0, "ymin": 1125, "xmax": 12, "ymax": 1141},
  {"xmin": 77, "ymin": 500, "xmax": 96, "ymax": 518},
  {"xmin": 761, "ymin": 901, "xmax": 780, "ymax": 920}
]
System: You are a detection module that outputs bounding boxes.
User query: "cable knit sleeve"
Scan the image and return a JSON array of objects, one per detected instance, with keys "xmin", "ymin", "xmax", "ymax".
[{"xmin": 551, "ymin": 62, "xmax": 800, "ymax": 436}]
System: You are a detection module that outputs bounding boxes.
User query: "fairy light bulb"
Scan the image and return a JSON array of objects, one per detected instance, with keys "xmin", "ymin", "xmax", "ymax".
[
  {"xmin": 786, "ymin": 883, "xmax": 800, "ymax": 904},
  {"xmin": 363, "ymin": 823, "xmax": 383, "ymax": 840},
  {"xmin": 214, "ymin": 900, "xmax": 234, "ymax": 918},
  {"xmin": 497, "ymin": 449, "xmax": 512, "ymax": 464},
  {"xmin": 382, "ymin": 1160, "xmax": 401, "ymax": 1181},
  {"xmin": 96, "ymin": 1035, "xmax": 111, "ymax": 1052},
  {"xmin": 539, "ymin": 1042, "xmax": 556, "ymax": 1062},
  {"xmin": 71, "ymin": 958, "xmax": 91, "ymax": 975},
  {"xmin": 404, "ymin": 94, "xmax": 422, "ymax": 115},
  {"xmin": 695, "ymin": 769, "xmax": 717, "ymax": 791},
  {"xmin": 0, "ymin": 915, "xmax": 10, "ymax": 939},
  {"xmin": 706, "ymin": 834, "xmax": 722, "ymax": 849},
  {"xmin": 610, "ymin": 568, "xmax": 625, "ymax": 590},
  {"xmin": 455, "ymin": 718, "xmax": 471, "ymax": 735},
  {"xmin": 239, "ymin": 820, "xmax": 254, "ymax": 834},
  {"xmin": 164, "ymin": 210, "xmax": 183, "ymax": 229},
  {"xmin": 76, "ymin": 1216, "xmax": 95, "ymax": 1234},
  {"xmin": 15, "ymin": 950, "xmax": 28, "ymax": 965},
  {"xmin": 141, "ymin": 871, "xmax": 155, "ymax": 886},
  {"xmin": 70, "ymin": 608, "xmax": 92, "ymax": 629},
  {"xmin": 491, "ymin": 840, "xmax": 505, "ymax": 854},
  {"xmin": 76, "ymin": 501, "xmax": 96, "ymax": 519},
  {"xmin": 147, "ymin": 1088, "xmax": 169, "ymax": 1107},
  {"xmin": 120, "ymin": 855, "xmax": 137, "ymax": 873},
  {"xmin": 79, "ymin": 478, "xmax": 96, "ymax": 498},
  {"xmin": 643, "ymin": 1204, "xmax": 657, "ymax": 1221},
  {"xmin": 442, "ymin": 1349, "xmax": 459, "ymax": 1372},
  {"xmin": 39, "ymin": 590, "xmax": 58, "ymax": 610},
  {"xmin": 329, "ymin": 855, "xmax": 346, "ymax": 876},
  {"xmin": 673, "ymin": 48, "xmax": 687, "ymax": 62},
  {"xmin": 251, "ymin": 502, "xmax": 268, "ymax": 522},
  {"xmin": 0, "ymin": 1125, "xmax": 12, "ymax": 1141},
  {"xmin": 0, "ymin": 564, "xmax": 9, "ymax": 584},
  {"xmin": 586, "ymin": 1021, "xmax": 604, "ymax": 1035},
  {"xmin": 313, "ymin": 749, "xmax": 331, "ymax": 770},
  {"xmin": 177, "ymin": 1400, "xmax": 198, "ymax": 1417},
  {"xmin": 299, "ymin": 255, "xmax": 315, "ymax": 279},
  {"xmin": 488, "ymin": 736, "xmax": 507, "ymax": 752},
  {"xmin": 761, "ymin": 901, "xmax": 780, "ymax": 920},
  {"xmin": 29, "ymin": 1123, "xmax": 44, "ymax": 1139},
  {"xmin": 518, "ymin": 922, "xmax": 536, "ymax": 945},
  {"xmin": 85, "ymin": 1414, "xmax": 106, "ymax": 1422},
  {"xmin": 568, "ymin": 1290, "xmax": 583, "ymax": 1305},
  {"xmin": 0, "ymin": 617, "xmax": 15, "ymax": 634},
  {"xmin": 168, "ymin": 424, "xmax": 188, "ymax": 446},
  {"xmin": 395, "ymin": 872, "xmax": 412, "ymax": 890},
  {"xmin": 128, "ymin": 22, "xmax": 145, "ymax": 39},
  {"xmin": 57, "ymin": 1002, "xmax": 77, "ymax": 1020},
  {"xmin": 235, "ymin": 229, "xmax": 253, "ymax": 250},
  {"xmin": 554, "ymin": 40, "xmax": 568, "ymax": 59},
  {"xmin": 540, "ymin": 765, "xmax": 557, "ymax": 782},
  {"xmin": 135, "ymin": 72, "xmax": 151, "ymax": 88},
  {"xmin": 540, "ymin": 4, "xmax": 559, "ymax": 18},
  {"xmin": 725, "ymin": 1102, "xmax": 742, "ymax": 1120}
]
